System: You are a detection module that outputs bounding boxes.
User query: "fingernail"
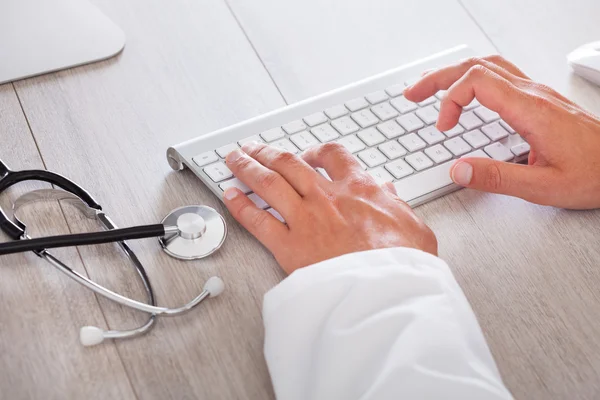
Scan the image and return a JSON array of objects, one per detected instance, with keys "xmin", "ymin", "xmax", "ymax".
[
  {"xmin": 227, "ymin": 149, "xmax": 243, "ymax": 163},
  {"xmin": 403, "ymin": 85, "xmax": 412, "ymax": 93},
  {"xmin": 241, "ymin": 141, "xmax": 260, "ymax": 152},
  {"xmin": 451, "ymin": 161, "xmax": 473, "ymax": 186},
  {"xmin": 223, "ymin": 188, "xmax": 239, "ymax": 200}
]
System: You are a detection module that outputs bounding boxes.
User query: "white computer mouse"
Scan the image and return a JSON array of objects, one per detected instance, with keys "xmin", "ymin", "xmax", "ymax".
[{"xmin": 567, "ymin": 41, "xmax": 600, "ymax": 86}]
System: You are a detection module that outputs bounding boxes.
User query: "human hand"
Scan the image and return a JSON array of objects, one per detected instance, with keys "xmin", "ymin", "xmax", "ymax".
[
  {"xmin": 404, "ymin": 55, "xmax": 600, "ymax": 210},
  {"xmin": 222, "ymin": 142, "xmax": 437, "ymax": 274}
]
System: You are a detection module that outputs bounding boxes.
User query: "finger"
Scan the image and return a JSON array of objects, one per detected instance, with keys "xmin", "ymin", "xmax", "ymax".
[
  {"xmin": 223, "ymin": 188, "xmax": 288, "ymax": 250},
  {"xmin": 435, "ymin": 65, "xmax": 556, "ymax": 144},
  {"xmin": 241, "ymin": 141, "xmax": 323, "ymax": 195},
  {"xmin": 301, "ymin": 142, "xmax": 362, "ymax": 181},
  {"xmin": 404, "ymin": 55, "xmax": 529, "ymax": 102},
  {"xmin": 450, "ymin": 157, "xmax": 557, "ymax": 205},
  {"xmin": 381, "ymin": 181, "xmax": 397, "ymax": 196},
  {"xmin": 225, "ymin": 149, "xmax": 302, "ymax": 219}
]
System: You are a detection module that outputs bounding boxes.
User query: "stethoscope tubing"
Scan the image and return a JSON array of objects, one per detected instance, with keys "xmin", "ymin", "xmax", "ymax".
[
  {"xmin": 0, "ymin": 223, "xmax": 174, "ymax": 255},
  {"xmin": 39, "ymin": 245, "xmax": 211, "ymax": 316}
]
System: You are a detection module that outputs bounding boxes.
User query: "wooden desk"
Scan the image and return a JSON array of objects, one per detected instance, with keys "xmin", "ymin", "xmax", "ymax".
[{"xmin": 1, "ymin": 0, "xmax": 600, "ymax": 398}]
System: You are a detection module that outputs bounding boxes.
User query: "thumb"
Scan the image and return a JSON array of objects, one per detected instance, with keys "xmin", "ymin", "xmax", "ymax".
[{"xmin": 450, "ymin": 157, "xmax": 551, "ymax": 203}]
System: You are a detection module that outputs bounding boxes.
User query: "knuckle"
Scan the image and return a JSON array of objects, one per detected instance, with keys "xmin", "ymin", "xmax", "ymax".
[
  {"xmin": 234, "ymin": 156, "xmax": 252, "ymax": 169},
  {"xmin": 317, "ymin": 142, "xmax": 346, "ymax": 158},
  {"xmin": 250, "ymin": 210, "xmax": 270, "ymax": 229},
  {"xmin": 483, "ymin": 54, "xmax": 506, "ymax": 65},
  {"xmin": 234, "ymin": 200, "xmax": 253, "ymax": 218},
  {"xmin": 347, "ymin": 172, "xmax": 379, "ymax": 195},
  {"xmin": 255, "ymin": 171, "xmax": 280, "ymax": 191},
  {"xmin": 466, "ymin": 64, "xmax": 489, "ymax": 78},
  {"xmin": 483, "ymin": 163, "xmax": 505, "ymax": 191},
  {"xmin": 247, "ymin": 143, "xmax": 267, "ymax": 158},
  {"xmin": 463, "ymin": 56, "xmax": 484, "ymax": 68},
  {"xmin": 271, "ymin": 150, "xmax": 296, "ymax": 167}
]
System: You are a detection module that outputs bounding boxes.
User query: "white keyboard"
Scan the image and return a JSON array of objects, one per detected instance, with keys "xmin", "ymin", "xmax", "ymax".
[{"xmin": 167, "ymin": 45, "xmax": 529, "ymax": 214}]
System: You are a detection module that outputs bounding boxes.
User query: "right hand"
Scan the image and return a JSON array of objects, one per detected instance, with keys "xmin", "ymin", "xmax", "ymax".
[
  {"xmin": 222, "ymin": 142, "xmax": 437, "ymax": 274},
  {"xmin": 404, "ymin": 55, "xmax": 600, "ymax": 210}
]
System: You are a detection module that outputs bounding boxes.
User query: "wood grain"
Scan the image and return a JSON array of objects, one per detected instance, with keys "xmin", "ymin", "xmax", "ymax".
[
  {"xmin": 10, "ymin": 0, "xmax": 286, "ymax": 398},
  {"xmin": 0, "ymin": 84, "xmax": 136, "ymax": 399},
  {"xmin": 224, "ymin": 0, "xmax": 496, "ymax": 103},
  {"xmin": 4, "ymin": 0, "xmax": 600, "ymax": 399}
]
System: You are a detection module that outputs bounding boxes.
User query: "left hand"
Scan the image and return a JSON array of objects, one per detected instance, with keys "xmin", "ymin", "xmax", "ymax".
[{"xmin": 222, "ymin": 142, "xmax": 438, "ymax": 274}]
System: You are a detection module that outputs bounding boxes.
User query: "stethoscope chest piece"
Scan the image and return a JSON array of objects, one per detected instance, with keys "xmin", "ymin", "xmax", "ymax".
[{"xmin": 159, "ymin": 205, "xmax": 227, "ymax": 260}]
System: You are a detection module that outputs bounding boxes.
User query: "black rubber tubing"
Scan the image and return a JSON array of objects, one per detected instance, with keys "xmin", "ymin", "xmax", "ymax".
[{"xmin": 0, "ymin": 224, "xmax": 166, "ymax": 255}]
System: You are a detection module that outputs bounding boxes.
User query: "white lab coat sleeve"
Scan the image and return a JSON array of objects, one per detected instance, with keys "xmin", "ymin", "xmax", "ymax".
[{"xmin": 262, "ymin": 247, "xmax": 513, "ymax": 400}]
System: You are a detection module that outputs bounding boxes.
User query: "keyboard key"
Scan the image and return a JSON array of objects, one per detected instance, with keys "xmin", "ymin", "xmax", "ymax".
[
  {"xmin": 425, "ymin": 144, "xmax": 453, "ymax": 164},
  {"xmin": 219, "ymin": 178, "xmax": 251, "ymax": 194},
  {"xmin": 416, "ymin": 105, "xmax": 439, "ymax": 125},
  {"xmin": 336, "ymin": 134, "xmax": 366, "ymax": 153},
  {"xmin": 290, "ymin": 131, "xmax": 319, "ymax": 150},
  {"xmin": 216, "ymin": 143, "xmax": 239, "ymax": 158},
  {"xmin": 378, "ymin": 140, "xmax": 407, "ymax": 159},
  {"xmin": 417, "ymin": 126, "xmax": 445, "ymax": 145},
  {"xmin": 368, "ymin": 167, "xmax": 395, "ymax": 184},
  {"xmin": 405, "ymin": 152, "xmax": 434, "ymax": 171},
  {"xmin": 204, "ymin": 162, "xmax": 233, "ymax": 182},
  {"xmin": 238, "ymin": 135, "xmax": 264, "ymax": 146},
  {"xmin": 385, "ymin": 84, "xmax": 405, "ymax": 97},
  {"xmin": 417, "ymin": 97, "xmax": 436, "ymax": 107},
  {"xmin": 444, "ymin": 137, "xmax": 472, "ymax": 156},
  {"xmin": 474, "ymin": 106, "xmax": 500, "ymax": 123},
  {"xmin": 433, "ymin": 101, "xmax": 442, "ymax": 111},
  {"xmin": 462, "ymin": 149, "xmax": 490, "ymax": 159},
  {"xmin": 248, "ymin": 193, "xmax": 268, "ymax": 209},
  {"xmin": 351, "ymin": 109, "xmax": 380, "ymax": 128},
  {"xmin": 390, "ymin": 96, "xmax": 418, "ymax": 114},
  {"xmin": 481, "ymin": 122, "xmax": 509, "ymax": 141},
  {"xmin": 193, "ymin": 151, "xmax": 219, "ymax": 167},
  {"xmin": 303, "ymin": 112, "xmax": 328, "ymax": 127},
  {"xmin": 358, "ymin": 148, "xmax": 387, "ymax": 167},
  {"xmin": 271, "ymin": 138, "xmax": 299, "ymax": 154},
  {"xmin": 511, "ymin": 142, "xmax": 530, "ymax": 156},
  {"xmin": 311, "ymin": 124, "xmax": 340, "ymax": 142},
  {"xmin": 357, "ymin": 127, "xmax": 386, "ymax": 146},
  {"xmin": 371, "ymin": 102, "xmax": 399, "ymax": 121},
  {"xmin": 324, "ymin": 105, "xmax": 349, "ymax": 119},
  {"xmin": 462, "ymin": 129, "xmax": 490, "ymax": 148},
  {"xmin": 267, "ymin": 208, "xmax": 285, "ymax": 223},
  {"xmin": 396, "ymin": 113, "xmax": 425, "ymax": 132},
  {"xmin": 345, "ymin": 97, "xmax": 369, "ymax": 112},
  {"xmin": 464, "ymin": 99, "xmax": 480, "ymax": 110},
  {"xmin": 282, "ymin": 120, "xmax": 307, "ymax": 134},
  {"xmin": 399, "ymin": 133, "xmax": 426, "ymax": 152},
  {"xmin": 385, "ymin": 159, "xmax": 414, "ymax": 179},
  {"xmin": 393, "ymin": 160, "xmax": 455, "ymax": 203},
  {"xmin": 500, "ymin": 120, "xmax": 516, "ymax": 134},
  {"xmin": 444, "ymin": 124, "xmax": 465, "ymax": 138},
  {"xmin": 261, "ymin": 127, "xmax": 285, "ymax": 142},
  {"xmin": 377, "ymin": 120, "xmax": 405, "ymax": 139},
  {"xmin": 458, "ymin": 111, "xmax": 483, "ymax": 130},
  {"xmin": 366, "ymin": 90, "xmax": 389, "ymax": 104},
  {"xmin": 331, "ymin": 116, "xmax": 360, "ymax": 135},
  {"xmin": 484, "ymin": 142, "xmax": 513, "ymax": 161}
]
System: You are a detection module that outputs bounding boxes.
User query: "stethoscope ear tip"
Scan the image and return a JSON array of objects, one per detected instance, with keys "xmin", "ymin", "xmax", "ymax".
[
  {"xmin": 80, "ymin": 326, "xmax": 105, "ymax": 347},
  {"xmin": 204, "ymin": 276, "xmax": 225, "ymax": 298}
]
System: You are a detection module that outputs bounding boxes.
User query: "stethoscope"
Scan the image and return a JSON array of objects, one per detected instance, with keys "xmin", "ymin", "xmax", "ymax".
[{"xmin": 0, "ymin": 159, "xmax": 227, "ymax": 346}]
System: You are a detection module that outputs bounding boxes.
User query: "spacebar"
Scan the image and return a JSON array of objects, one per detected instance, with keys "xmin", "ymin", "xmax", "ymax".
[{"xmin": 393, "ymin": 161, "xmax": 455, "ymax": 203}]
